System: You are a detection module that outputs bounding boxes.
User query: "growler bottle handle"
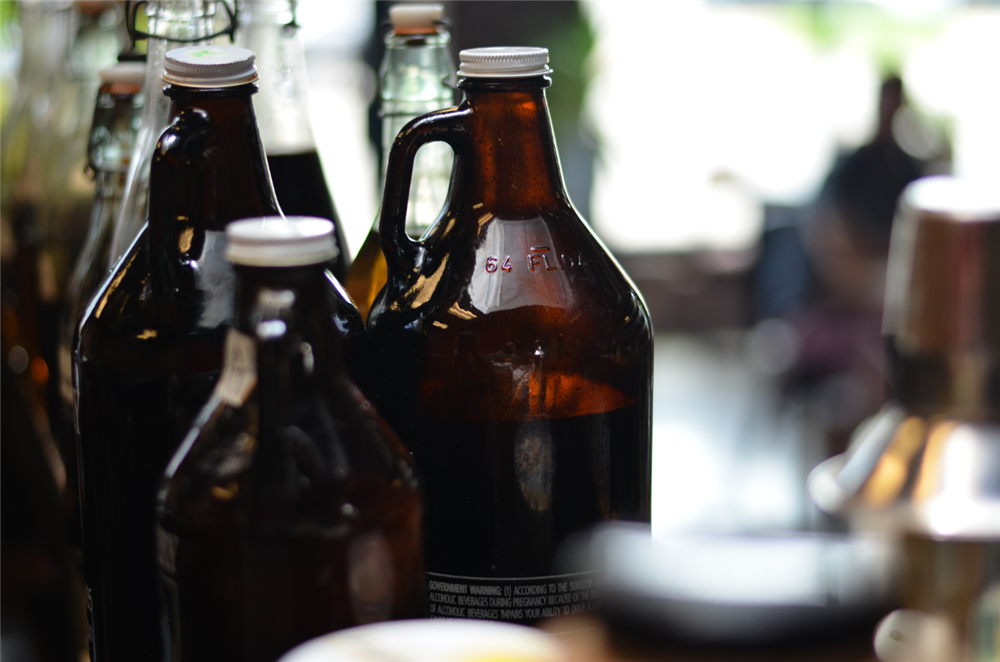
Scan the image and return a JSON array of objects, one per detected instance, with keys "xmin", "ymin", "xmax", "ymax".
[{"xmin": 378, "ymin": 107, "xmax": 470, "ymax": 279}]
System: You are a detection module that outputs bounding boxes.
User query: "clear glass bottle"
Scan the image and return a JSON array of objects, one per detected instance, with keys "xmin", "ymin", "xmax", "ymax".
[
  {"xmin": 235, "ymin": 0, "xmax": 351, "ymax": 283},
  {"xmin": 159, "ymin": 217, "xmax": 424, "ymax": 662},
  {"xmin": 107, "ymin": 0, "xmax": 220, "ymax": 267},
  {"xmin": 363, "ymin": 47, "xmax": 653, "ymax": 624},
  {"xmin": 345, "ymin": 3, "xmax": 455, "ymax": 320},
  {"xmin": 76, "ymin": 46, "xmax": 281, "ymax": 662}
]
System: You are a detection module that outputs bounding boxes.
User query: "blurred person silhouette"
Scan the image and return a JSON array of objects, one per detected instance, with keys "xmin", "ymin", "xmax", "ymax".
[{"xmin": 789, "ymin": 76, "xmax": 929, "ymax": 450}]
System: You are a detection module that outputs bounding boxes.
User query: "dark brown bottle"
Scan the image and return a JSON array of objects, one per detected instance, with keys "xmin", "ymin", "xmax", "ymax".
[
  {"xmin": 363, "ymin": 47, "xmax": 652, "ymax": 624},
  {"xmin": 75, "ymin": 47, "xmax": 281, "ymax": 662},
  {"xmin": 158, "ymin": 218, "xmax": 423, "ymax": 662}
]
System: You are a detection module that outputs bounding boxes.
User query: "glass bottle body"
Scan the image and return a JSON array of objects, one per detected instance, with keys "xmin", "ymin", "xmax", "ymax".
[
  {"xmin": 107, "ymin": 0, "xmax": 218, "ymax": 267},
  {"xmin": 345, "ymin": 24, "xmax": 455, "ymax": 320},
  {"xmin": 364, "ymin": 76, "xmax": 652, "ymax": 623},
  {"xmin": 235, "ymin": 0, "xmax": 351, "ymax": 282},
  {"xmin": 75, "ymin": 84, "xmax": 281, "ymax": 662},
  {"xmin": 159, "ymin": 263, "xmax": 423, "ymax": 662}
]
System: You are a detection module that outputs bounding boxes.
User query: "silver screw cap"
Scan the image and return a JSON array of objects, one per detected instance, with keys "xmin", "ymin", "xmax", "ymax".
[
  {"xmin": 163, "ymin": 46, "xmax": 258, "ymax": 88},
  {"xmin": 458, "ymin": 47, "xmax": 552, "ymax": 78},
  {"xmin": 226, "ymin": 217, "xmax": 337, "ymax": 267}
]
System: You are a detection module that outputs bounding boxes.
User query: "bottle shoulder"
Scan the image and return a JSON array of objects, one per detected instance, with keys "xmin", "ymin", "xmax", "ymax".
[
  {"xmin": 78, "ymin": 235, "xmax": 233, "ymax": 372},
  {"xmin": 372, "ymin": 207, "xmax": 651, "ymax": 337}
]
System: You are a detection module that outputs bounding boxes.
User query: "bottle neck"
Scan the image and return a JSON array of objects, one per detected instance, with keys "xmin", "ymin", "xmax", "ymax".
[
  {"xmin": 233, "ymin": 263, "xmax": 345, "ymax": 394},
  {"xmin": 232, "ymin": 262, "xmax": 347, "ymax": 516},
  {"xmin": 135, "ymin": 0, "xmax": 218, "ymax": 176},
  {"xmin": 381, "ymin": 29, "xmax": 455, "ymax": 103},
  {"xmin": 236, "ymin": 1, "xmax": 316, "ymax": 155},
  {"xmin": 380, "ymin": 28, "xmax": 455, "ymax": 166},
  {"xmin": 147, "ymin": 85, "xmax": 280, "ymax": 257},
  {"xmin": 459, "ymin": 78, "xmax": 569, "ymax": 212},
  {"xmin": 90, "ymin": 86, "xmax": 141, "ymax": 177}
]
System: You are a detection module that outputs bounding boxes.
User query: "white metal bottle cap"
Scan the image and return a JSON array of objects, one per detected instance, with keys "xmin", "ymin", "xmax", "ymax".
[
  {"xmin": 458, "ymin": 46, "xmax": 552, "ymax": 78},
  {"xmin": 226, "ymin": 217, "xmax": 338, "ymax": 267},
  {"xmin": 389, "ymin": 4, "xmax": 443, "ymax": 34},
  {"xmin": 163, "ymin": 46, "xmax": 258, "ymax": 88},
  {"xmin": 99, "ymin": 62, "xmax": 146, "ymax": 86}
]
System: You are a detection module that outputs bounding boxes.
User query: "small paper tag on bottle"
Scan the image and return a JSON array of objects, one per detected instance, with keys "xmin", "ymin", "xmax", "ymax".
[{"xmin": 216, "ymin": 329, "xmax": 256, "ymax": 407}]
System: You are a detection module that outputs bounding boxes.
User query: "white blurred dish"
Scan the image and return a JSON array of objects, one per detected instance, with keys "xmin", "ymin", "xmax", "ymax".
[{"xmin": 278, "ymin": 619, "xmax": 569, "ymax": 662}]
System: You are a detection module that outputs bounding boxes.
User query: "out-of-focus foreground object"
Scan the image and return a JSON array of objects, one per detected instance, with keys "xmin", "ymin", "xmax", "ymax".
[
  {"xmin": 810, "ymin": 175, "xmax": 1000, "ymax": 662},
  {"xmin": 278, "ymin": 619, "xmax": 569, "ymax": 662},
  {"xmin": 563, "ymin": 523, "xmax": 897, "ymax": 646},
  {"xmin": 159, "ymin": 217, "xmax": 423, "ymax": 662}
]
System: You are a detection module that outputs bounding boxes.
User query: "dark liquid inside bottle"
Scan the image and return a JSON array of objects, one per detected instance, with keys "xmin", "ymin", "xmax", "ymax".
[
  {"xmin": 266, "ymin": 151, "xmax": 351, "ymax": 283},
  {"xmin": 76, "ymin": 83, "xmax": 280, "ymax": 662},
  {"xmin": 159, "ymin": 262, "xmax": 423, "ymax": 662},
  {"xmin": 417, "ymin": 404, "xmax": 643, "ymax": 569},
  {"xmin": 364, "ymin": 71, "xmax": 652, "ymax": 623}
]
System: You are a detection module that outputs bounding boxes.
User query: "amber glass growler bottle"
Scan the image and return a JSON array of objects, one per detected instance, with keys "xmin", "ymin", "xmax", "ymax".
[
  {"xmin": 364, "ymin": 47, "xmax": 652, "ymax": 624},
  {"xmin": 75, "ymin": 47, "xmax": 281, "ymax": 662},
  {"xmin": 158, "ymin": 218, "xmax": 424, "ymax": 662}
]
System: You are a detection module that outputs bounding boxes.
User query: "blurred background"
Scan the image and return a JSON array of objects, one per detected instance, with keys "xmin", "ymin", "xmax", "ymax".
[
  {"xmin": 2, "ymin": 1, "xmax": 999, "ymax": 661},
  {"xmin": 284, "ymin": 0, "xmax": 1000, "ymax": 539}
]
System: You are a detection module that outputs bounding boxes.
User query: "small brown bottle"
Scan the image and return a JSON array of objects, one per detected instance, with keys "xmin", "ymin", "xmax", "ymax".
[
  {"xmin": 363, "ymin": 47, "xmax": 652, "ymax": 624},
  {"xmin": 76, "ymin": 47, "xmax": 280, "ymax": 662},
  {"xmin": 158, "ymin": 218, "xmax": 423, "ymax": 662}
]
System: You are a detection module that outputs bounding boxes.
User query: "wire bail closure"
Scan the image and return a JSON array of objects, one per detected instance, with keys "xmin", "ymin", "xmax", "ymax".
[{"xmin": 125, "ymin": 1, "xmax": 238, "ymax": 50}]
